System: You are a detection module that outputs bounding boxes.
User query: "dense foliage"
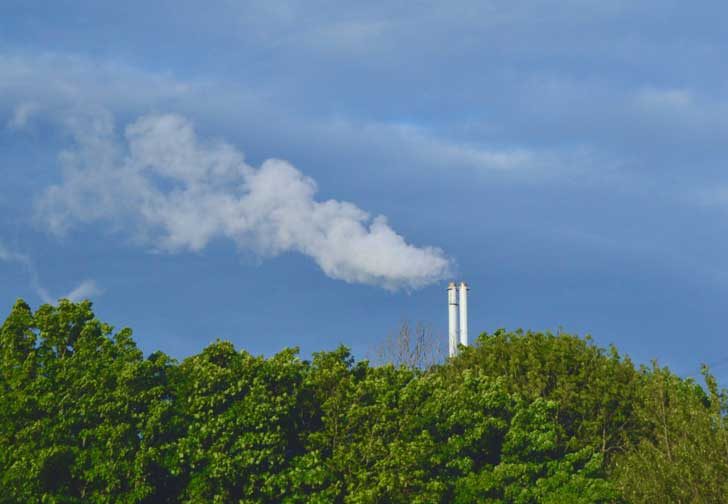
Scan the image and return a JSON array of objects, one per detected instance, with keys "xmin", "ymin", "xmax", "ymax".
[{"xmin": 1, "ymin": 300, "xmax": 727, "ymax": 503}]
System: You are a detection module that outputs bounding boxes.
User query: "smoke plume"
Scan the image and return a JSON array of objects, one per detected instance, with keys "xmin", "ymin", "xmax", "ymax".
[{"xmin": 36, "ymin": 113, "xmax": 451, "ymax": 290}]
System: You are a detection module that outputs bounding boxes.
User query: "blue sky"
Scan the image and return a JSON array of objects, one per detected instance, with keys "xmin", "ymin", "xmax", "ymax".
[{"xmin": 2, "ymin": 1, "xmax": 728, "ymax": 379}]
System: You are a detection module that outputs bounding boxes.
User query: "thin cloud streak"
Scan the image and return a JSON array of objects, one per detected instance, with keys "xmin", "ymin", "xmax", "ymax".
[
  {"xmin": 0, "ymin": 242, "xmax": 51, "ymax": 303},
  {"xmin": 6, "ymin": 101, "xmax": 41, "ymax": 130},
  {"xmin": 0, "ymin": 242, "xmax": 102, "ymax": 304},
  {"xmin": 0, "ymin": 50, "xmax": 640, "ymax": 193},
  {"xmin": 64, "ymin": 279, "xmax": 103, "ymax": 302}
]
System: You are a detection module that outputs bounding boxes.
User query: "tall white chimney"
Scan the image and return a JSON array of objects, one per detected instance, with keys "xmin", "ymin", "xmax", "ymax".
[
  {"xmin": 459, "ymin": 281, "xmax": 469, "ymax": 347},
  {"xmin": 448, "ymin": 282, "xmax": 458, "ymax": 357}
]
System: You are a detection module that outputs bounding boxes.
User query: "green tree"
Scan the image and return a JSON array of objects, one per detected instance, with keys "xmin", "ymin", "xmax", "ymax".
[
  {"xmin": 613, "ymin": 364, "xmax": 728, "ymax": 503},
  {"xmin": 172, "ymin": 341, "xmax": 309, "ymax": 503},
  {"xmin": 299, "ymin": 349, "xmax": 616, "ymax": 503},
  {"xmin": 5, "ymin": 300, "xmax": 728, "ymax": 503},
  {"xmin": 451, "ymin": 329, "xmax": 644, "ymax": 461},
  {"xmin": 0, "ymin": 299, "xmax": 176, "ymax": 503}
]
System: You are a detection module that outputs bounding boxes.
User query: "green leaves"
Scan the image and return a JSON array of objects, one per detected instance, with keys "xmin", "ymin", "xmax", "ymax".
[
  {"xmin": 0, "ymin": 300, "xmax": 176, "ymax": 503},
  {"xmin": 2, "ymin": 301, "xmax": 727, "ymax": 503},
  {"xmin": 173, "ymin": 342, "xmax": 310, "ymax": 503},
  {"xmin": 613, "ymin": 364, "xmax": 728, "ymax": 502},
  {"xmin": 451, "ymin": 329, "xmax": 644, "ymax": 459}
]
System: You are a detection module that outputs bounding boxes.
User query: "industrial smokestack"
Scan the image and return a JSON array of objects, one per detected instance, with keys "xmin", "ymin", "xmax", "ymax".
[
  {"xmin": 448, "ymin": 282, "xmax": 458, "ymax": 357},
  {"xmin": 459, "ymin": 281, "xmax": 469, "ymax": 347}
]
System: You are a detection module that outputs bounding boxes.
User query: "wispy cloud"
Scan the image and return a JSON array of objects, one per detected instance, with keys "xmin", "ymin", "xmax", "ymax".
[
  {"xmin": 63, "ymin": 279, "xmax": 103, "ymax": 302},
  {"xmin": 0, "ymin": 51, "xmax": 195, "ymax": 114},
  {"xmin": 35, "ymin": 113, "xmax": 452, "ymax": 290},
  {"xmin": 0, "ymin": 242, "xmax": 29, "ymax": 263},
  {"xmin": 6, "ymin": 101, "xmax": 41, "ymax": 130},
  {"xmin": 1, "ymin": 49, "xmax": 624, "ymax": 206},
  {"xmin": 0, "ymin": 242, "xmax": 51, "ymax": 302},
  {"xmin": 692, "ymin": 185, "xmax": 728, "ymax": 210},
  {"xmin": 0, "ymin": 241, "xmax": 102, "ymax": 303},
  {"xmin": 634, "ymin": 88, "xmax": 694, "ymax": 110},
  {"xmin": 629, "ymin": 86, "xmax": 728, "ymax": 139}
]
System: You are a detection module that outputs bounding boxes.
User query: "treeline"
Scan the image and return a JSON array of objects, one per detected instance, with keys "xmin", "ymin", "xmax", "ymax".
[{"xmin": 1, "ymin": 300, "xmax": 727, "ymax": 503}]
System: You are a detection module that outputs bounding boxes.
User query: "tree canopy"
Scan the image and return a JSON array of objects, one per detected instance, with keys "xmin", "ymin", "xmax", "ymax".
[{"xmin": 1, "ymin": 299, "xmax": 726, "ymax": 503}]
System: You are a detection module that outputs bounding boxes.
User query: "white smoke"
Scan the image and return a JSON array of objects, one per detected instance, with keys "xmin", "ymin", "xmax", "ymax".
[{"xmin": 36, "ymin": 113, "xmax": 452, "ymax": 290}]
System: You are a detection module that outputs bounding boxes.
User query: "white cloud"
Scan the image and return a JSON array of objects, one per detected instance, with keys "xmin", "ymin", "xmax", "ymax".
[
  {"xmin": 305, "ymin": 19, "xmax": 391, "ymax": 55},
  {"xmin": 6, "ymin": 101, "xmax": 41, "ymax": 130},
  {"xmin": 295, "ymin": 118, "xmax": 586, "ymax": 181},
  {"xmin": 0, "ymin": 242, "xmax": 50, "ymax": 302},
  {"xmin": 36, "ymin": 113, "xmax": 452, "ymax": 290},
  {"xmin": 634, "ymin": 88, "xmax": 694, "ymax": 111},
  {"xmin": 63, "ymin": 279, "xmax": 103, "ymax": 302},
  {"xmin": 0, "ymin": 242, "xmax": 29, "ymax": 263},
  {"xmin": 692, "ymin": 185, "xmax": 728, "ymax": 208},
  {"xmin": 0, "ymin": 51, "xmax": 584, "ymax": 184},
  {"xmin": 631, "ymin": 87, "xmax": 728, "ymax": 131},
  {"xmin": 0, "ymin": 242, "xmax": 102, "ymax": 303},
  {"xmin": 0, "ymin": 51, "xmax": 195, "ymax": 115},
  {"xmin": 365, "ymin": 122, "xmax": 537, "ymax": 173}
]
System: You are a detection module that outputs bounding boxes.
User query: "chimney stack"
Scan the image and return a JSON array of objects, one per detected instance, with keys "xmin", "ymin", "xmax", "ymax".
[
  {"xmin": 448, "ymin": 281, "xmax": 470, "ymax": 357},
  {"xmin": 447, "ymin": 282, "xmax": 459, "ymax": 357},
  {"xmin": 459, "ymin": 281, "xmax": 469, "ymax": 347}
]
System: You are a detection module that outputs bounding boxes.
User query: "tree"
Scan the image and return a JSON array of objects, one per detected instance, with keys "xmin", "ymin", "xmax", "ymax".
[
  {"xmin": 372, "ymin": 320, "xmax": 444, "ymax": 369},
  {"xmin": 4, "ymin": 300, "xmax": 728, "ymax": 503},
  {"xmin": 449, "ymin": 329, "xmax": 644, "ymax": 462},
  {"xmin": 0, "ymin": 299, "xmax": 176, "ymax": 503},
  {"xmin": 172, "ymin": 342, "xmax": 309, "ymax": 503},
  {"xmin": 613, "ymin": 363, "xmax": 728, "ymax": 503}
]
